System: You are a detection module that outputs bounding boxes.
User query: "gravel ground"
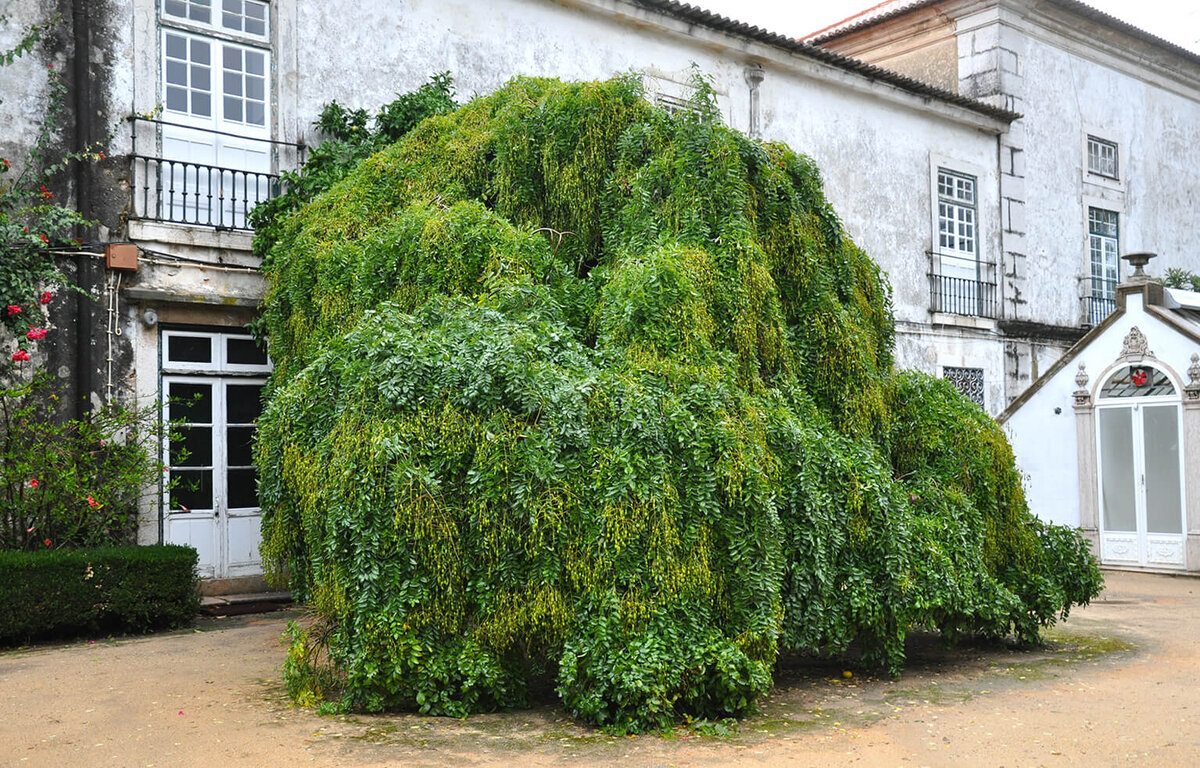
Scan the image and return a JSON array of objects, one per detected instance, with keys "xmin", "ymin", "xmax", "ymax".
[{"xmin": 1, "ymin": 569, "xmax": 1196, "ymax": 767}]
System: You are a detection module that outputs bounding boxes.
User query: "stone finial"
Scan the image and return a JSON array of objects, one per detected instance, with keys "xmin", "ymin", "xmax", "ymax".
[
  {"xmin": 1186, "ymin": 353, "xmax": 1200, "ymax": 401},
  {"xmin": 1073, "ymin": 362, "xmax": 1090, "ymax": 406},
  {"xmin": 1122, "ymin": 252, "xmax": 1156, "ymax": 284},
  {"xmin": 1120, "ymin": 326, "xmax": 1153, "ymax": 361}
]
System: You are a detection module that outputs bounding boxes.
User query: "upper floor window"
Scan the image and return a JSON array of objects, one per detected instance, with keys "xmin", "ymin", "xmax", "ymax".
[
  {"xmin": 1087, "ymin": 136, "xmax": 1119, "ymax": 180},
  {"xmin": 930, "ymin": 167, "xmax": 994, "ymax": 317},
  {"xmin": 151, "ymin": 0, "xmax": 274, "ymax": 229},
  {"xmin": 161, "ymin": 3, "xmax": 270, "ymax": 134},
  {"xmin": 937, "ymin": 169, "xmax": 976, "ymax": 258},
  {"xmin": 1087, "ymin": 206, "xmax": 1119, "ymax": 325},
  {"xmin": 163, "ymin": 0, "xmax": 269, "ymax": 41}
]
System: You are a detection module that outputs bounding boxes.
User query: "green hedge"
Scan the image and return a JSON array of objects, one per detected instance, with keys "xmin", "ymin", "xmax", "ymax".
[{"xmin": 0, "ymin": 545, "xmax": 200, "ymax": 644}]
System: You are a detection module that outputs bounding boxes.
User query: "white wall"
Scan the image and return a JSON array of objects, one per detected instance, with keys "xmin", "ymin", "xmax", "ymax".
[
  {"xmin": 994, "ymin": 13, "xmax": 1200, "ymax": 331},
  {"xmin": 1007, "ymin": 289, "xmax": 1200, "ymax": 528}
]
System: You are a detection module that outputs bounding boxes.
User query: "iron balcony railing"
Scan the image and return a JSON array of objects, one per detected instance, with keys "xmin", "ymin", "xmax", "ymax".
[
  {"xmin": 1084, "ymin": 279, "xmax": 1118, "ymax": 326},
  {"xmin": 928, "ymin": 253, "xmax": 997, "ymax": 318},
  {"xmin": 128, "ymin": 116, "xmax": 304, "ymax": 231}
]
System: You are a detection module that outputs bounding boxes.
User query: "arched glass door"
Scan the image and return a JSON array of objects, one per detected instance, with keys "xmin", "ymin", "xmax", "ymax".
[{"xmin": 1096, "ymin": 364, "xmax": 1186, "ymax": 569}]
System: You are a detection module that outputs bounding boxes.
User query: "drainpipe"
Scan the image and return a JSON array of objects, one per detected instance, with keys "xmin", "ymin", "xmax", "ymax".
[
  {"xmin": 71, "ymin": 0, "xmax": 95, "ymax": 416},
  {"xmin": 744, "ymin": 64, "xmax": 765, "ymax": 139}
]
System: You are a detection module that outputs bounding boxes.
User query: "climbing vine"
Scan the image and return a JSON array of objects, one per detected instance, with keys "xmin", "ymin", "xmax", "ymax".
[
  {"xmin": 0, "ymin": 16, "xmax": 99, "ymax": 359},
  {"xmin": 255, "ymin": 75, "xmax": 1102, "ymax": 731}
]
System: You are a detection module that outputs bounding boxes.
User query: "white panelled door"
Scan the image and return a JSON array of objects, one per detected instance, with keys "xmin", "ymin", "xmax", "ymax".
[
  {"xmin": 162, "ymin": 330, "xmax": 271, "ymax": 579},
  {"xmin": 1096, "ymin": 364, "xmax": 1186, "ymax": 569}
]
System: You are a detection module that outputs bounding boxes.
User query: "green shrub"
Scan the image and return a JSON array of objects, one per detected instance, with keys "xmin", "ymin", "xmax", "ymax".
[
  {"xmin": 0, "ymin": 370, "xmax": 163, "ymax": 550},
  {"xmin": 255, "ymin": 75, "xmax": 1102, "ymax": 731},
  {"xmin": 0, "ymin": 545, "xmax": 200, "ymax": 644}
]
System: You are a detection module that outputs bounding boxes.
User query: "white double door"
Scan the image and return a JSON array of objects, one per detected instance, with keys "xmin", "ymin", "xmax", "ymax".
[
  {"xmin": 161, "ymin": 126, "xmax": 271, "ymax": 228},
  {"xmin": 1097, "ymin": 402, "xmax": 1186, "ymax": 569},
  {"xmin": 164, "ymin": 375, "xmax": 266, "ymax": 579}
]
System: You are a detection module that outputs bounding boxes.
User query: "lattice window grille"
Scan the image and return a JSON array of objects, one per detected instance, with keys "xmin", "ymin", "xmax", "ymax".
[{"xmin": 943, "ymin": 366, "xmax": 985, "ymax": 407}]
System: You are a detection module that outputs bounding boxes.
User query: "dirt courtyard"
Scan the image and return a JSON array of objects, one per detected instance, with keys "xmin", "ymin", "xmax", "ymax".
[{"xmin": 1, "ymin": 569, "xmax": 1196, "ymax": 767}]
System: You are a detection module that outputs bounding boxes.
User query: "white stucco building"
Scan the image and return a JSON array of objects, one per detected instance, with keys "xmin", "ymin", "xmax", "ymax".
[
  {"xmin": 1001, "ymin": 258, "xmax": 1200, "ymax": 574},
  {"xmin": 2, "ymin": 0, "xmax": 1197, "ymax": 585},
  {"xmin": 810, "ymin": 0, "xmax": 1200, "ymax": 403}
]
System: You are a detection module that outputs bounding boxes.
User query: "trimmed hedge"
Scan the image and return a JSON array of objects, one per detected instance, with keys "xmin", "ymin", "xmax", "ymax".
[{"xmin": 0, "ymin": 545, "xmax": 200, "ymax": 644}]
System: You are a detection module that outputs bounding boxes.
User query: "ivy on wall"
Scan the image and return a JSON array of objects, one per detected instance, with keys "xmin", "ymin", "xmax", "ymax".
[{"xmin": 253, "ymin": 75, "xmax": 1102, "ymax": 731}]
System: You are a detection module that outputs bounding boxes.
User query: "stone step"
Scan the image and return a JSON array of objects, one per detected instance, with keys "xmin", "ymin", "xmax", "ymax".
[{"xmin": 199, "ymin": 591, "xmax": 293, "ymax": 616}]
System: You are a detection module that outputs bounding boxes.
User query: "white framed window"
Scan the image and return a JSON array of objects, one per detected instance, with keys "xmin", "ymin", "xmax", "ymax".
[
  {"xmin": 163, "ymin": 0, "xmax": 269, "ymax": 41},
  {"xmin": 1087, "ymin": 135, "xmax": 1119, "ymax": 180},
  {"xmin": 157, "ymin": 2, "xmax": 272, "ymax": 228},
  {"xmin": 162, "ymin": 329, "xmax": 271, "ymax": 374},
  {"xmin": 162, "ymin": 28, "xmax": 269, "ymax": 135},
  {"xmin": 159, "ymin": 328, "xmax": 271, "ymax": 579},
  {"xmin": 1088, "ymin": 206, "xmax": 1120, "ymax": 325},
  {"xmin": 929, "ymin": 161, "xmax": 993, "ymax": 318},
  {"xmin": 937, "ymin": 169, "xmax": 977, "ymax": 258}
]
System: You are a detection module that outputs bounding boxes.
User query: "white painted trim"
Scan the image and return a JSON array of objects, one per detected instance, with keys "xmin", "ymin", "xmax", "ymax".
[{"xmin": 1080, "ymin": 125, "xmax": 1126, "ymax": 193}]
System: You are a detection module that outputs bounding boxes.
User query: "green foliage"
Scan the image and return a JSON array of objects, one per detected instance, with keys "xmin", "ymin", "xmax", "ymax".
[
  {"xmin": 0, "ymin": 15, "xmax": 100, "ymax": 352},
  {"xmin": 248, "ymin": 73, "xmax": 457, "ymax": 266},
  {"xmin": 1163, "ymin": 267, "xmax": 1200, "ymax": 292},
  {"xmin": 0, "ymin": 370, "xmax": 164, "ymax": 550},
  {"xmin": 255, "ymin": 75, "xmax": 1102, "ymax": 731},
  {"xmin": 0, "ymin": 544, "xmax": 199, "ymax": 644}
]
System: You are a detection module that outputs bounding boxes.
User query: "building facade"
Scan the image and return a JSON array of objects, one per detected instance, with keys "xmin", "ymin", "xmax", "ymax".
[
  {"xmin": 2, "ymin": 0, "xmax": 1195, "ymax": 584},
  {"xmin": 810, "ymin": 0, "xmax": 1200, "ymax": 403}
]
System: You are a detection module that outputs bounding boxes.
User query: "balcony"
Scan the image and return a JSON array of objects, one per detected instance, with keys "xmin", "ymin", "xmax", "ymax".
[
  {"xmin": 1084, "ymin": 279, "xmax": 1118, "ymax": 326},
  {"xmin": 129, "ymin": 117, "xmax": 303, "ymax": 231},
  {"xmin": 929, "ymin": 254, "xmax": 997, "ymax": 319}
]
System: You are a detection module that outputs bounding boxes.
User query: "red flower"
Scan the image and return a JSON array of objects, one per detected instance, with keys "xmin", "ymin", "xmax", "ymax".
[
  {"xmin": 39, "ymin": 185, "xmax": 53, "ymax": 200},
  {"xmin": 11, "ymin": 350, "xmax": 30, "ymax": 362},
  {"xmin": 29, "ymin": 478, "xmax": 38, "ymax": 489},
  {"xmin": 38, "ymin": 234, "xmax": 49, "ymax": 244},
  {"xmin": 86, "ymin": 495, "xmax": 101, "ymax": 508},
  {"xmin": 98, "ymin": 152, "xmax": 106, "ymax": 160},
  {"xmin": 6, "ymin": 305, "xmax": 21, "ymax": 316},
  {"xmin": 0, "ymin": 158, "xmax": 9, "ymax": 169},
  {"xmin": 40, "ymin": 292, "xmax": 53, "ymax": 304},
  {"xmin": 44, "ymin": 539, "xmax": 52, "ymax": 547},
  {"xmin": 26, "ymin": 328, "xmax": 47, "ymax": 340}
]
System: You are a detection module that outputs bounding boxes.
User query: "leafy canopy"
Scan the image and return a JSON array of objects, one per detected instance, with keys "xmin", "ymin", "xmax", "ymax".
[{"xmin": 254, "ymin": 74, "xmax": 1101, "ymax": 732}]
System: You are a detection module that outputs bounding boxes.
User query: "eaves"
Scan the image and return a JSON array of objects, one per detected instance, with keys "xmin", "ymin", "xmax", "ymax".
[{"xmin": 601, "ymin": 0, "xmax": 1021, "ymax": 127}]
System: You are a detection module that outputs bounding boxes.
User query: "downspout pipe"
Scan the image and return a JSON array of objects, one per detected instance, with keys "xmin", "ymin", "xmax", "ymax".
[{"xmin": 71, "ymin": 0, "xmax": 95, "ymax": 417}]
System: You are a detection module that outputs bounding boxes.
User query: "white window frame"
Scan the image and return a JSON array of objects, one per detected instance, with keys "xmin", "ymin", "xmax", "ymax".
[
  {"xmin": 162, "ymin": 0, "xmax": 270, "ymax": 42},
  {"xmin": 1081, "ymin": 127, "xmax": 1126, "ymax": 192},
  {"xmin": 1088, "ymin": 206, "xmax": 1120, "ymax": 292},
  {"xmin": 160, "ymin": 27, "xmax": 270, "ymax": 139},
  {"xmin": 641, "ymin": 70, "xmax": 729, "ymax": 125},
  {"xmin": 161, "ymin": 329, "xmax": 272, "ymax": 375},
  {"xmin": 935, "ymin": 168, "xmax": 978, "ymax": 261},
  {"xmin": 1087, "ymin": 135, "xmax": 1119, "ymax": 180}
]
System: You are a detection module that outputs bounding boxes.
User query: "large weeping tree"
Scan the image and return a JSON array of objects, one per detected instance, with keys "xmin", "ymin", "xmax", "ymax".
[{"xmin": 253, "ymin": 75, "xmax": 1101, "ymax": 731}]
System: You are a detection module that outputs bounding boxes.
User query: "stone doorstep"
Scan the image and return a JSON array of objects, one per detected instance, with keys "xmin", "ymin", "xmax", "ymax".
[{"xmin": 199, "ymin": 591, "xmax": 293, "ymax": 617}]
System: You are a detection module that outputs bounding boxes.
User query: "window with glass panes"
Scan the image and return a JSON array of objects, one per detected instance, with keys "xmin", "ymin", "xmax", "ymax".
[
  {"xmin": 937, "ymin": 169, "xmax": 977, "ymax": 257},
  {"xmin": 1089, "ymin": 207, "xmax": 1119, "ymax": 323},
  {"xmin": 162, "ymin": 331, "xmax": 270, "ymax": 517},
  {"xmin": 161, "ymin": 0, "xmax": 269, "ymax": 133},
  {"xmin": 1087, "ymin": 136, "xmax": 1119, "ymax": 179}
]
